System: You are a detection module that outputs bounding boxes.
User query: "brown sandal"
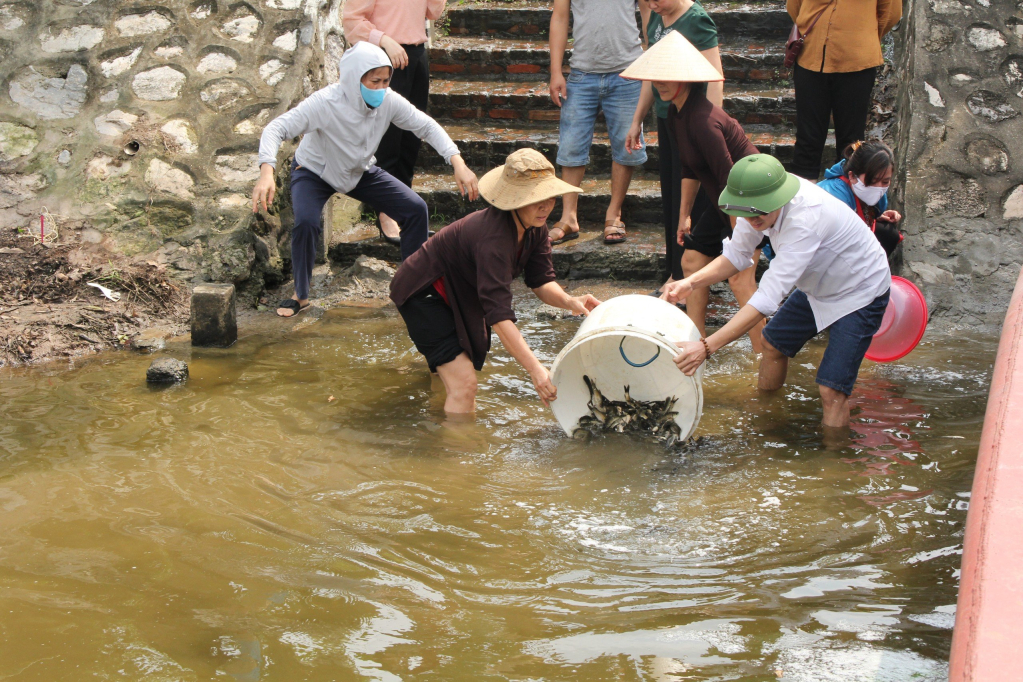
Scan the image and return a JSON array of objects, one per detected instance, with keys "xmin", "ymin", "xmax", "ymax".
[
  {"xmin": 549, "ymin": 221, "xmax": 579, "ymax": 245},
  {"xmin": 603, "ymin": 219, "xmax": 627, "ymax": 244}
]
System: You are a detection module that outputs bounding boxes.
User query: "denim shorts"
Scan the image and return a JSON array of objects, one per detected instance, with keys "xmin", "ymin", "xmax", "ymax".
[
  {"xmin": 761, "ymin": 288, "xmax": 891, "ymax": 396},
  {"xmin": 557, "ymin": 70, "xmax": 647, "ymax": 168}
]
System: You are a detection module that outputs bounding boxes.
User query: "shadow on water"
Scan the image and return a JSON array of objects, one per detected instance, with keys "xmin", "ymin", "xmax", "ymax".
[{"xmin": 0, "ymin": 306, "xmax": 995, "ymax": 681}]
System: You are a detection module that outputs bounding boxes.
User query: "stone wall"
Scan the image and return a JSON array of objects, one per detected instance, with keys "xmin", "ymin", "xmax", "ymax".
[
  {"xmin": 0, "ymin": 0, "xmax": 345, "ymax": 297},
  {"xmin": 893, "ymin": 0, "xmax": 1023, "ymax": 326}
]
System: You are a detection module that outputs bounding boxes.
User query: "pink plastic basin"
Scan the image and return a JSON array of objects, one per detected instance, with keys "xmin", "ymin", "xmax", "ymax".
[{"xmin": 865, "ymin": 275, "xmax": 929, "ymax": 363}]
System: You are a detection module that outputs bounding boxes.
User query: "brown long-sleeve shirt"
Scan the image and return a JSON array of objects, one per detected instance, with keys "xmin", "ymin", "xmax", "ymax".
[
  {"xmin": 787, "ymin": 0, "xmax": 902, "ymax": 73},
  {"xmin": 390, "ymin": 207, "xmax": 557, "ymax": 368},
  {"xmin": 669, "ymin": 90, "xmax": 758, "ymax": 220}
]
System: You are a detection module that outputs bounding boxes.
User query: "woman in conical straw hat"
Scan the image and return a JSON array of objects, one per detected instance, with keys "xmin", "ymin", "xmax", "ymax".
[
  {"xmin": 622, "ymin": 31, "xmax": 766, "ymax": 354},
  {"xmin": 626, "ymin": 0, "xmax": 724, "ymax": 294},
  {"xmin": 390, "ymin": 148, "xmax": 602, "ymax": 415}
]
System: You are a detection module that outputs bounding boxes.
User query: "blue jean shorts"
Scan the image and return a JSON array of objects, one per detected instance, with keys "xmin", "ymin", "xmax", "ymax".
[
  {"xmin": 761, "ymin": 288, "xmax": 891, "ymax": 396},
  {"xmin": 557, "ymin": 70, "xmax": 647, "ymax": 168}
]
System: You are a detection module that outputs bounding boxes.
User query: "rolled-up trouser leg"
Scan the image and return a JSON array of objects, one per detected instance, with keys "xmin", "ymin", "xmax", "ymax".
[
  {"xmin": 349, "ymin": 166, "xmax": 430, "ymax": 259},
  {"xmin": 289, "ymin": 164, "xmax": 336, "ymax": 300}
]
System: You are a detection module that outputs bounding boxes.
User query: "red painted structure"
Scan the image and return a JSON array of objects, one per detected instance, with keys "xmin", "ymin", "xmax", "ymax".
[{"xmin": 949, "ymin": 265, "xmax": 1023, "ymax": 680}]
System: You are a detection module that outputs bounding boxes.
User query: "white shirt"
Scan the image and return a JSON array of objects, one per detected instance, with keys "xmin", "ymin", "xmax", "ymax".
[
  {"xmin": 258, "ymin": 42, "xmax": 459, "ymax": 194},
  {"xmin": 722, "ymin": 177, "xmax": 891, "ymax": 331}
]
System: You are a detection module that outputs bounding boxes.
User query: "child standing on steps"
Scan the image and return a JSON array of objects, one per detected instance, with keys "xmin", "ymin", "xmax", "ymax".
[
  {"xmin": 343, "ymin": 0, "xmax": 447, "ymax": 245},
  {"xmin": 252, "ymin": 42, "xmax": 478, "ymax": 319}
]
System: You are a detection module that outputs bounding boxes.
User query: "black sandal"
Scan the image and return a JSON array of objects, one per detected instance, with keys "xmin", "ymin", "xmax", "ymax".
[{"xmin": 276, "ymin": 299, "xmax": 310, "ymax": 318}]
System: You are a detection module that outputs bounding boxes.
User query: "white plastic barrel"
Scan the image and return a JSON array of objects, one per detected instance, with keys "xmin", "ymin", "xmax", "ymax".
[{"xmin": 549, "ymin": 294, "xmax": 704, "ymax": 439}]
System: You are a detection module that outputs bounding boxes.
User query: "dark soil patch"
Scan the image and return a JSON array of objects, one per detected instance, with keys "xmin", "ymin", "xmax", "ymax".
[{"xmin": 0, "ymin": 223, "xmax": 188, "ymax": 368}]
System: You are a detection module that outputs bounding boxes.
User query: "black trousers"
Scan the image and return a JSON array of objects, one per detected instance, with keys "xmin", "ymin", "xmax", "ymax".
[
  {"xmin": 657, "ymin": 116, "xmax": 712, "ymax": 281},
  {"xmin": 375, "ymin": 43, "xmax": 430, "ymax": 188},
  {"xmin": 791, "ymin": 64, "xmax": 877, "ymax": 180},
  {"xmin": 290, "ymin": 164, "xmax": 428, "ymax": 299}
]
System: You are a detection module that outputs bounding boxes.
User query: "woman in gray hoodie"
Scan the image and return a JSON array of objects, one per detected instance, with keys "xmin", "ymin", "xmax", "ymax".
[{"xmin": 253, "ymin": 41, "xmax": 478, "ymax": 318}]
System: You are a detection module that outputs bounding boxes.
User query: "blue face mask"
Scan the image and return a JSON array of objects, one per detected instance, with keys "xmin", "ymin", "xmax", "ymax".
[{"xmin": 360, "ymin": 83, "xmax": 386, "ymax": 109}]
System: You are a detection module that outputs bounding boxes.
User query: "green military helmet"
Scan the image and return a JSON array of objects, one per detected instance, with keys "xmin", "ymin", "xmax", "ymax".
[{"xmin": 718, "ymin": 154, "xmax": 801, "ymax": 218}]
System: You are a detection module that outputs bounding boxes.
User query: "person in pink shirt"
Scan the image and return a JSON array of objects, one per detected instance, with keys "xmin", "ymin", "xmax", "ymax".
[{"xmin": 343, "ymin": 0, "xmax": 447, "ymax": 245}]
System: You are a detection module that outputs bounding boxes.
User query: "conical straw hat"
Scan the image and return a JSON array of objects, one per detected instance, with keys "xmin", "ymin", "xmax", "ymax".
[
  {"xmin": 620, "ymin": 30, "xmax": 724, "ymax": 83},
  {"xmin": 479, "ymin": 148, "xmax": 582, "ymax": 211}
]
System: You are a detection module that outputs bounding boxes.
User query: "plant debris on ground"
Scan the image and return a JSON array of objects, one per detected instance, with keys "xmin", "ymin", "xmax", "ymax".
[{"xmin": 0, "ymin": 222, "xmax": 188, "ymax": 368}]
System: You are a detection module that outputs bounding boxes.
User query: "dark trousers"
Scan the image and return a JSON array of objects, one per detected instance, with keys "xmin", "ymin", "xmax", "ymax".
[
  {"xmin": 791, "ymin": 64, "xmax": 877, "ymax": 180},
  {"xmin": 289, "ymin": 163, "xmax": 428, "ymax": 300},
  {"xmin": 658, "ymin": 116, "xmax": 712, "ymax": 281},
  {"xmin": 658, "ymin": 116, "xmax": 684, "ymax": 281},
  {"xmin": 375, "ymin": 43, "xmax": 429, "ymax": 188}
]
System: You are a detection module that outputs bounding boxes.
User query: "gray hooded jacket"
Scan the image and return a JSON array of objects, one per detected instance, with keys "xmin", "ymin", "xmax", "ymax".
[{"xmin": 258, "ymin": 41, "xmax": 459, "ymax": 193}]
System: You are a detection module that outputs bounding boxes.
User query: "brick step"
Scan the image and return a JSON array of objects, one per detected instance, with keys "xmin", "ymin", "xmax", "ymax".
[
  {"xmin": 429, "ymin": 36, "xmax": 788, "ymax": 83},
  {"xmin": 551, "ymin": 225, "xmax": 667, "ymax": 280},
  {"xmin": 429, "ymin": 80, "xmax": 795, "ymax": 126},
  {"xmin": 421, "ymin": 121, "xmax": 832, "ymax": 174},
  {"xmin": 327, "ymin": 220, "xmax": 670, "ymax": 281},
  {"xmin": 444, "ymin": 1, "xmax": 791, "ymax": 39},
  {"xmin": 414, "ymin": 170, "xmax": 664, "ymax": 225}
]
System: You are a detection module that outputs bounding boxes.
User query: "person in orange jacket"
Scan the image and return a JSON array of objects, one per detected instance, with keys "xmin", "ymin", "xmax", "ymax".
[{"xmin": 786, "ymin": 0, "xmax": 902, "ymax": 180}]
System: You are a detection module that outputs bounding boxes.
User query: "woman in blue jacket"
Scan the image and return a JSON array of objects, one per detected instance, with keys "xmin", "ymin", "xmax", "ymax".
[{"xmin": 817, "ymin": 140, "xmax": 903, "ymax": 257}]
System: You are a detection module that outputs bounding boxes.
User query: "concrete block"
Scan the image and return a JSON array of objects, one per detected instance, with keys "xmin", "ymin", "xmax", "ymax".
[{"xmin": 191, "ymin": 283, "xmax": 237, "ymax": 347}]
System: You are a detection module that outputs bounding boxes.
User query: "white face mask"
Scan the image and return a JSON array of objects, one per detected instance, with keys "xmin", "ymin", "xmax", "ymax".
[{"xmin": 851, "ymin": 178, "xmax": 888, "ymax": 206}]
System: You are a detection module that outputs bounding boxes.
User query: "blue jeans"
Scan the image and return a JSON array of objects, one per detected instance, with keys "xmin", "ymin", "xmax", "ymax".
[
  {"xmin": 557, "ymin": 70, "xmax": 646, "ymax": 168},
  {"xmin": 290, "ymin": 163, "xmax": 428, "ymax": 300},
  {"xmin": 761, "ymin": 289, "xmax": 891, "ymax": 396}
]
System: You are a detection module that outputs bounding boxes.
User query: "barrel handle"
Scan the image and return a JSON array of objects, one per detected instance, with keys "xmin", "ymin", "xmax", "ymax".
[{"xmin": 619, "ymin": 336, "xmax": 660, "ymax": 368}]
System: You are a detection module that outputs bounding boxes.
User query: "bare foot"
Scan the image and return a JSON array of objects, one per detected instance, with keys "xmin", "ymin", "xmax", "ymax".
[{"xmin": 379, "ymin": 212, "xmax": 400, "ymax": 240}]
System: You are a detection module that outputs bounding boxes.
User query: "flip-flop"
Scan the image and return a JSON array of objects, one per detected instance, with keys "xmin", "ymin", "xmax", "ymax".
[
  {"xmin": 549, "ymin": 221, "xmax": 579, "ymax": 245},
  {"xmin": 603, "ymin": 219, "xmax": 627, "ymax": 244},
  {"xmin": 276, "ymin": 299, "xmax": 310, "ymax": 318}
]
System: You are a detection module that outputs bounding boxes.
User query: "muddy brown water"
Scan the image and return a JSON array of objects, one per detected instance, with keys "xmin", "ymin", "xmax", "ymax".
[{"xmin": 0, "ymin": 299, "xmax": 993, "ymax": 681}]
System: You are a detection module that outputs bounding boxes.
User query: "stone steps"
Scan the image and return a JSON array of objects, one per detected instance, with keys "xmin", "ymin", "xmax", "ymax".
[
  {"xmin": 327, "ymin": 220, "xmax": 671, "ymax": 281},
  {"xmin": 330, "ymin": 0, "xmax": 804, "ymax": 283},
  {"xmin": 419, "ymin": 121, "xmax": 833, "ymax": 174},
  {"xmin": 414, "ymin": 170, "xmax": 664, "ymax": 225},
  {"xmin": 429, "ymin": 36, "xmax": 788, "ymax": 83},
  {"xmin": 429, "ymin": 79, "xmax": 796, "ymax": 126},
  {"xmin": 444, "ymin": 1, "xmax": 791, "ymax": 39}
]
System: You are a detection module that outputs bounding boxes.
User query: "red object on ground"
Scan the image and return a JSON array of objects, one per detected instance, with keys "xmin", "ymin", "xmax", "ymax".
[
  {"xmin": 949, "ymin": 264, "xmax": 1023, "ymax": 680},
  {"xmin": 864, "ymin": 275, "xmax": 928, "ymax": 362}
]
